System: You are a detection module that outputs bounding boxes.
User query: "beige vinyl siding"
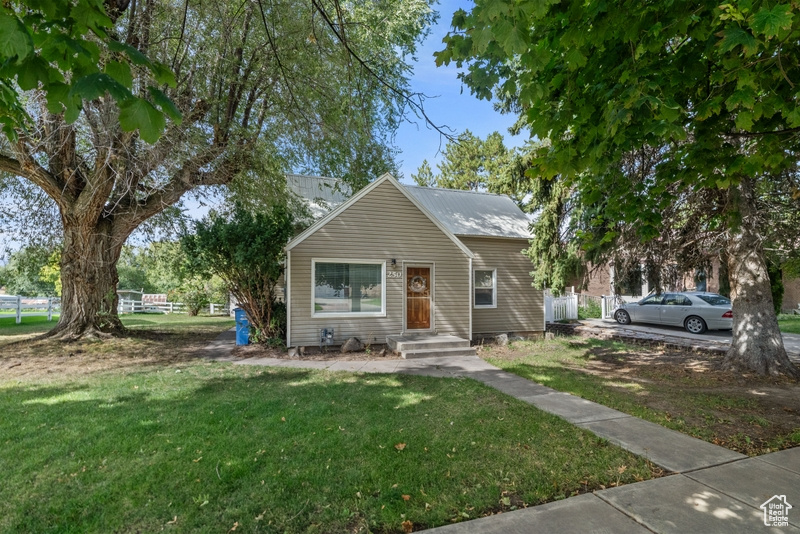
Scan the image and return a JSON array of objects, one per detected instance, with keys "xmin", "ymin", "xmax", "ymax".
[
  {"xmin": 459, "ymin": 236, "xmax": 544, "ymax": 334},
  {"xmin": 288, "ymin": 180, "xmax": 470, "ymax": 347}
]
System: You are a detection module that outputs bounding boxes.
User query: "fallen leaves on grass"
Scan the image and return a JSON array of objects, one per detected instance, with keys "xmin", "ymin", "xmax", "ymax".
[
  {"xmin": 402, "ymin": 495, "xmax": 411, "ymax": 501},
  {"xmin": 166, "ymin": 516, "xmax": 178, "ymax": 525},
  {"xmin": 395, "ymin": 443, "xmax": 406, "ymax": 451},
  {"xmin": 401, "ymin": 519, "xmax": 414, "ymax": 533}
]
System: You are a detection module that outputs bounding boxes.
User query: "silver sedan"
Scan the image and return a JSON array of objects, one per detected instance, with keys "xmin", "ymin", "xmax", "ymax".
[{"xmin": 613, "ymin": 292, "xmax": 733, "ymax": 334}]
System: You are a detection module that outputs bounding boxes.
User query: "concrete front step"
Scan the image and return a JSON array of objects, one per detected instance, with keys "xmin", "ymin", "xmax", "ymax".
[
  {"xmin": 386, "ymin": 334, "xmax": 470, "ymax": 352},
  {"xmin": 386, "ymin": 334, "xmax": 475, "ymax": 359},
  {"xmin": 402, "ymin": 347, "xmax": 477, "ymax": 359}
]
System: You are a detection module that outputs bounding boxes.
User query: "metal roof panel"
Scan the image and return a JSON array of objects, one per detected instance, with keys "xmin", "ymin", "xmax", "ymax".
[{"xmin": 404, "ymin": 186, "xmax": 532, "ymax": 239}]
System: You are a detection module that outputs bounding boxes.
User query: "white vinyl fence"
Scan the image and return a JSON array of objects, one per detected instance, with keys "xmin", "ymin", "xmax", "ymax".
[
  {"xmin": 544, "ymin": 295, "xmax": 578, "ymax": 322},
  {"xmin": 117, "ymin": 299, "xmax": 227, "ymax": 315},
  {"xmin": 575, "ymin": 293, "xmax": 602, "ymax": 309},
  {"xmin": 0, "ymin": 296, "xmax": 60, "ymax": 323}
]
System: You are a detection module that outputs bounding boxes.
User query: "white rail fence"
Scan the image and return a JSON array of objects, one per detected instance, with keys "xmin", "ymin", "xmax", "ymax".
[
  {"xmin": 0, "ymin": 296, "xmax": 61, "ymax": 323},
  {"xmin": 575, "ymin": 293, "xmax": 602, "ymax": 309},
  {"xmin": 544, "ymin": 295, "xmax": 578, "ymax": 322},
  {"xmin": 117, "ymin": 299, "xmax": 228, "ymax": 315}
]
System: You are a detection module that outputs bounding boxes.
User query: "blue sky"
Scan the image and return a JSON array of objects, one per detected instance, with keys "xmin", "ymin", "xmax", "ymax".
[{"xmin": 392, "ymin": 0, "xmax": 527, "ymax": 183}]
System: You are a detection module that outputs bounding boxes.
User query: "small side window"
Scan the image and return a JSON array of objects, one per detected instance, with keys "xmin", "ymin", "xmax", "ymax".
[{"xmin": 474, "ymin": 269, "xmax": 496, "ymax": 308}]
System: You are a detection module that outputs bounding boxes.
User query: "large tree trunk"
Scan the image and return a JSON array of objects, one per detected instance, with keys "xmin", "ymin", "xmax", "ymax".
[
  {"xmin": 47, "ymin": 218, "xmax": 126, "ymax": 340},
  {"xmin": 722, "ymin": 180, "xmax": 800, "ymax": 378}
]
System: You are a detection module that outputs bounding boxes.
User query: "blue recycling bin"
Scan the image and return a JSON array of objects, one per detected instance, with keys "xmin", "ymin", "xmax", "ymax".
[{"xmin": 234, "ymin": 308, "xmax": 250, "ymax": 346}]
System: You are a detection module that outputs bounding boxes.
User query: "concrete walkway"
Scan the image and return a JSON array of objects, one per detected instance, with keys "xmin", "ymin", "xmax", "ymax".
[{"xmin": 203, "ymin": 330, "xmax": 800, "ymax": 533}]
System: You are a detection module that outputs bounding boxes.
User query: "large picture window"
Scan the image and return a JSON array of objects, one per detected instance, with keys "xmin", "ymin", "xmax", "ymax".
[
  {"xmin": 474, "ymin": 269, "xmax": 496, "ymax": 308},
  {"xmin": 312, "ymin": 261, "xmax": 385, "ymax": 316}
]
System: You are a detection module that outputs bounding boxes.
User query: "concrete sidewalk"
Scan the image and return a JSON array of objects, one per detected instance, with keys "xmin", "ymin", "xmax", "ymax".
[{"xmin": 203, "ymin": 330, "xmax": 800, "ymax": 533}]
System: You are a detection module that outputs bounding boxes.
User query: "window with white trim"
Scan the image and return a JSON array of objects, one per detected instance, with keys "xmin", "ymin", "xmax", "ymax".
[
  {"xmin": 474, "ymin": 269, "xmax": 496, "ymax": 308},
  {"xmin": 312, "ymin": 261, "xmax": 385, "ymax": 316}
]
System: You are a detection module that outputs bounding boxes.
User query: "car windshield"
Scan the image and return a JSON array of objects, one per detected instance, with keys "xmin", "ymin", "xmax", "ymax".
[{"xmin": 695, "ymin": 294, "xmax": 731, "ymax": 306}]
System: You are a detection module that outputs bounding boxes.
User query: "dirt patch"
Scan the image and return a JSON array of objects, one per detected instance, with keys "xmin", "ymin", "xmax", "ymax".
[
  {"xmin": 483, "ymin": 339, "xmax": 800, "ymax": 456},
  {"xmin": 232, "ymin": 343, "xmax": 401, "ymax": 361},
  {"xmin": 0, "ymin": 329, "xmax": 223, "ymax": 382}
]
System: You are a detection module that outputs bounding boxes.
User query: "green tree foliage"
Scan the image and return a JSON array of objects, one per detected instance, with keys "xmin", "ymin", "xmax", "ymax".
[
  {"xmin": 117, "ymin": 242, "xmax": 185, "ymax": 293},
  {"xmin": 0, "ymin": 245, "xmax": 58, "ymax": 296},
  {"xmin": 38, "ymin": 249, "xmax": 62, "ymax": 296},
  {"xmin": 169, "ymin": 276, "xmax": 227, "ymax": 316},
  {"xmin": 412, "ymin": 131, "xmax": 534, "ymax": 207},
  {"xmin": 437, "ymin": 130, "xmax": 492, "ymax": 191},
  {"xmin": 767, "ymin": 260, "xmax": 785, "ymax": 314},
  {"xmin": 411, "ymin": 159, "xmax": 435, "ymax": 187},
  {"xmin": 181, "ymin": 204, "xmax": 294, "ymax": 338},
  {"xmin": 415, "ymin": 130, "xmax": 510, "ymax": 191},
  {"xmin": 439, "ymin": 1, "xmax": 800, "ymax": 377},
  {"xmin": 0, "ymin": 0, "xmax": 436, "ymax": 339},
  {"xmin": 0, "ymin": 0, "xmax": 178, "ymax": 142}
]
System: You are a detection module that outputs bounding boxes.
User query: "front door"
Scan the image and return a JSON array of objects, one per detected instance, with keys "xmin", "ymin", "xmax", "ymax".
[{"xmin": 406, "ymin": 266, "xmax": 431, "ymax": 330}]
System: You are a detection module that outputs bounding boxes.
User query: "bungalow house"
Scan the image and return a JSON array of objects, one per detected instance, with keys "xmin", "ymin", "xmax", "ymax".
[{"xmin": 284, "ymin": 173, "xmax": 544, "ymax": 350}]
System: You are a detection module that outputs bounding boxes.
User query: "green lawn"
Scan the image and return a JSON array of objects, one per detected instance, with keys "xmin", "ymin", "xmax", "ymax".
[
  {"xmin": 778, "ymin": 314, "xmax": 800, "ymax": 334},
  {"xmin": 484, "ymin": 338, "xmax": 800, "ymax": 456},
  {"xmin": 0, "ymin": 315, "xmax": 61, "ymax": 337},
  {"xmin": 1, "ymin": 363, "xmax": 655, "ymax": 533},
  {"xmin": 0, "ymin": 313, "xmax": 232, "ymax": 341}
]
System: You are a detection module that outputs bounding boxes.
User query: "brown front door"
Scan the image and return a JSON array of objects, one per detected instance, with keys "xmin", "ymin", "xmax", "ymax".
[{"xmin": 406, "ymin": 266, "xmax": 431, "ymax": 330}]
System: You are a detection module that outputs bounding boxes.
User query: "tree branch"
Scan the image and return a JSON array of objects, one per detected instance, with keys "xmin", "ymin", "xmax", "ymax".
[
  {"xmin": 310, "ymin": 0, "xmax": 453, "ymax": 140},
  {"xmin": 2, "ymin": 148, "xmax": 70, "ymax": 207},
  {"xmin": 725, "ymin": 127, "xmax": 800, "ymax": 138},
  {"xmin": 115, "ymin": 148, "xmax": 234, "ymax": 235}
]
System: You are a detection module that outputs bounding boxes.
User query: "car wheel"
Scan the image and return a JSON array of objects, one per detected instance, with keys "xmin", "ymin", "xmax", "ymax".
[
  {"xmin": 615, "ymin": 309, "xmax": 631, "ymax": 325},
  {"xmin": 684, "ymin": 316, "xmax": 707, "ymax": 334}
]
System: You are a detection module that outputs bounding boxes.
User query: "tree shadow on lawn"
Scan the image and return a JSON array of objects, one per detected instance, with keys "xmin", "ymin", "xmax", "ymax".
[
  {"xmin": 0, "ymin": 366, "xmax": 657, "ymax": 534},
  {"xmin": 562, "ymin": 338, "xmax": 721, "ymax": 373},
  {"xmin": 499, "ymin": 356, "xmax": 800, "ymax": 456}
]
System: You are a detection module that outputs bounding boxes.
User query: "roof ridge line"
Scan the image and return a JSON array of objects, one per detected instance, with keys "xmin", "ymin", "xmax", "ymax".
[{"xmin": 403, "ymin": 184, "xmax": 508, "ymax": 198}]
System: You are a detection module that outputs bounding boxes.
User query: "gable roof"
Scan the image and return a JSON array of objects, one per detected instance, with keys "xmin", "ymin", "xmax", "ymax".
[
  {"xmin": 285, "ymin": 174, "xmax": 474, "ymax": 258},
  {"xmin": 405, "ymin": 186, "xmax": 532, "ymax": 239},
  {"xmin": 287, "ymin": 174, "xmax": 532, "ymax": 240}
]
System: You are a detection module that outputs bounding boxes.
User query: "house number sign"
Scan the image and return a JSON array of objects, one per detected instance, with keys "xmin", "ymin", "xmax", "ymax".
[{"xmin": 387, "ymin": 271, "xmax": 402, "ymax": 279}]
